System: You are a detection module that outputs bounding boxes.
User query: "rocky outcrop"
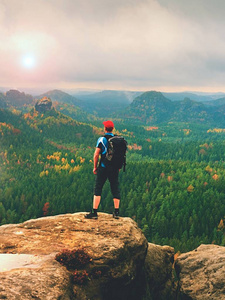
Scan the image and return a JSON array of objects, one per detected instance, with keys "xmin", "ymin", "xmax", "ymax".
[
  {"xmin": 3, "ymin": 213, "xmax": 224, "ymax": 299},
  {"xmin": 5, "ymin": 89, "xmax": 33, "ymax": 106},
  {"xmin": 0, "ymin": 213, "xmax": 150, "ymax": 299},
  {"xmin": 0, "ymin": 254, "xmax": 72, "ymax": 299},
  {"xmin": 35, "ymin": 96, "xmax": 52, "ymax": 112},
  {"xmin": 175, "ymin": 244, "xmax": 225, "ymax": 299},
  {"xmin": 145, "ymin": 243, "xmax": 175, "ymax": 299}
]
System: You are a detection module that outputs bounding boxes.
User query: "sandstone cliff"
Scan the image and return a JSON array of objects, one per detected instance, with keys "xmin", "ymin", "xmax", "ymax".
[
  {"xmin": 0, "ymin": 213, "xmax": 224, "ymax": 299},
  {"xmin": 0, "ymin": 213, "xmax": 174, "ymax": 299},
  {"xmin": 175, "ymin": 244, "xmax": 225, "ymax": 300},
  {"xmin": 35, "ymin": 96, "xmax": 52, "ymax": 112}
]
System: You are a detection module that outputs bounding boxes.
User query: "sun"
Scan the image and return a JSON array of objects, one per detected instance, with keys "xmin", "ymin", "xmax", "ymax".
[{"xmin": 21, "ymin": 55, "xmax": 36, "ymax": 69}]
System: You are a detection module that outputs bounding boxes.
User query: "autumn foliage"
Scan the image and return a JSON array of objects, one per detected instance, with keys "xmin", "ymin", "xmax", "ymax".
[
  {"xmin": 2, "ymin": 107, "xmax": 225, "ymax": 254},
  {"xmin": 42, "ymin": 202, "xmax": 50, "ymax": 216}
]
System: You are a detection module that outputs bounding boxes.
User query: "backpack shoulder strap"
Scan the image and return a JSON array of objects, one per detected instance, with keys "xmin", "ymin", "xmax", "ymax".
[
  {"xmin": 104, "ymin": 134, "xmax": 116, "ymax": 137},
  {"xmin": 104, "ymin": 134, "xmax": 110, "ymax": 140},
  {"xmin": 104, "ymin": 134, "xmax": 116, "ymax": 140},
  {"xmin": 98, "ymin": 135, "xmax": 112, "ymax": 167}
]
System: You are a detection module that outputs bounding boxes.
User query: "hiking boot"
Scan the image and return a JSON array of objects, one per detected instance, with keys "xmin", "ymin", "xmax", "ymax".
[
  {"xmin": 113, "ymin": 211, "xmax": 119, "ymax": 219},
  {"xmin": 85, "ymin": 211, "xmax": 98, "ymax": 219}
]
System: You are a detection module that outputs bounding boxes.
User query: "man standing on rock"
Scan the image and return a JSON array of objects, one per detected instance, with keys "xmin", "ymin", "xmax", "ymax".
[{"xmin": 85, "ymin": 120, "xmax": 125, "ymax": 220}]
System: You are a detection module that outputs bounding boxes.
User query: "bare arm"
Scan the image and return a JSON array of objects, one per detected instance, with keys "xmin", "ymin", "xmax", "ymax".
[{"xmin": 93, "ymin": 148, "xmax": 101, "ymax": 174}]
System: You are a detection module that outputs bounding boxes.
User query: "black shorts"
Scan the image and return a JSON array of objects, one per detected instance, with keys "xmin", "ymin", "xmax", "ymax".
[{"xmin": 94, "ymin": 166, "xmax": 120, "ymax": 199}]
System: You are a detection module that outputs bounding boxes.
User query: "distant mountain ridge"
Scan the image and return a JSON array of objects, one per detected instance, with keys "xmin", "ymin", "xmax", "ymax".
[
  {"xmin": 121, "ymin": 91, "xmax": 225, "ymax": 126},
  {"xmin": 37, "ymin": 89, "xmax": 80, "ymax": 106},
  {"xmin": 35, "ymin": 91, "xmax": 94, "ymax": 123},
  {"xmin": 1, "ymin": 88, "xmax": 225, "ymax": 125},
  {"xmin": 5, "ymin": 90, "xmax": 33, "ymax": 107},
  {"xmin": 75, "ymin": 90, "xmax": 142, "ymax": 116},
  {"xmin": 162, "ymin": 92, "xmax": 225, "ymax": 102},
  {"xmin": 202, "ymin": 96, "xmax": 225, "ymax": 107},
  {"xmin": 0, "ymin": 89, "xmax": 93, "ymax": 123},
  {"xmin": 0, "ymin": 90, "xmax": 34, "ymax": 109},
  {"xmin": 123, "ymin": 91, "xmax": 173, "ymax": 123}
]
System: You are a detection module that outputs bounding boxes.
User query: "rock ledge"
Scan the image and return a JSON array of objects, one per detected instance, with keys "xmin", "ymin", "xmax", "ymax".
[{"xmin": 0, "ymin": 213, "xmax": 148, "ymax": 299}]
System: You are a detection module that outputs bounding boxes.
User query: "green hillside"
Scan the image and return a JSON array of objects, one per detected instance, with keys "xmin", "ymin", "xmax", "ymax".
[
  {"xmin": 123, "ymin": 91, "xmax": 173, "ymax": 123},
  {"xmin": 0, "ymin": 93, "xmax": 7, "ymax": 108},
  {"xmin": 121, "ymin": 91, "xmax": 225, "ymax": 126},
  {"xmin": 37, "ymin": 89, "xmax": 80, "ymax": 106},
  {"xmin": 1, "ymin": 103, "xmax": 225, "ymax": 253}
]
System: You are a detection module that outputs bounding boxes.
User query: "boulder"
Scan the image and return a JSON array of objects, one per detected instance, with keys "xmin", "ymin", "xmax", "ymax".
[
  {"xmin": 144, "ymin": 243, "xmax": 176, "ymax": 299},
  {"xmin": 0, "ymin": 254, "xmax": 72, "ymax": 299},
  {"xmin": 175, "ymin": 244, "xmax": 225, "ymax": 299},
  {"xmin": 0, "ymin": 213, "xmax": 148, "ymax": 300},
  {"xmin": 35, "ymin": 96, "xmax": 52, "ymax": 112}
]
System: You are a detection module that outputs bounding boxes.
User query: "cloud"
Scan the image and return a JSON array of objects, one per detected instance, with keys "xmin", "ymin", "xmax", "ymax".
[{"xmin": 1, "ymin": 0, "xmax": 225, "ymax": 92}]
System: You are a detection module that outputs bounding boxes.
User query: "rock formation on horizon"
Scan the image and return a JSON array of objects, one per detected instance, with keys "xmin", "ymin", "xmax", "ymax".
[
  {"xmin": 35, "ymin": 96, "xmax": 52, "ymax": 113},
  {"xmin": 5, "ymin": 89, "xmax": 33, "ymax": 106}
]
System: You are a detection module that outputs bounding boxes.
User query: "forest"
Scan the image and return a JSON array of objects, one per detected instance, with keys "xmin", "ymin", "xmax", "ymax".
[{"xmin": 1, "ymin": 104, "xmax": 225, "ymax": 253}]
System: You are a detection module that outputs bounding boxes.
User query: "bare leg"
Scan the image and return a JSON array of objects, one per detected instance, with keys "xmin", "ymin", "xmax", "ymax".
[
  {"xmin": 93, "ymin": 195, "xmax": 101, "ymax": 209},
  {"xmin": 113, "ymin": 198, "xmax": 120, "ymax": 209}
]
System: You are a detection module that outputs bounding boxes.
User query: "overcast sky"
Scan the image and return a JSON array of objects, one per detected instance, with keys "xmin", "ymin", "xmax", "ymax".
[{"xmin": 1, "ymin": 0, "xmax": 225, "ymax": 93}]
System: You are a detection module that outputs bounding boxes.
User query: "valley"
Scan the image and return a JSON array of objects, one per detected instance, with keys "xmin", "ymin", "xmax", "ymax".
[{"xmin": 0, "ymin": 89, "xmax": 225, "ymax": 252}]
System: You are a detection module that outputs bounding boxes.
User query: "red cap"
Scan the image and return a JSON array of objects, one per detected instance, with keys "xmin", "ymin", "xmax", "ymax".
[{"xmin": 103, "ymin": 120, "xmax": 114, "ymax": 128}]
